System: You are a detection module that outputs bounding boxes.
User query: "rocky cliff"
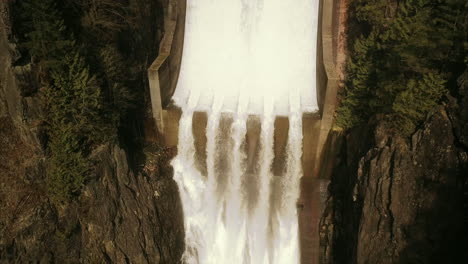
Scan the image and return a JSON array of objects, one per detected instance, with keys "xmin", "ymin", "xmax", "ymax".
[
  {"xmin": 0, "ymin": 1, "xmax": 184, "ymax": 263},
  {"xmin": 320, "ymin": 72, "xmax": 468, "ymax": 263}
]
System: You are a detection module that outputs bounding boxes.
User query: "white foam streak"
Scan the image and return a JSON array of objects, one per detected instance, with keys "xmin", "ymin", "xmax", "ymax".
[
  {"xmin": 172, "ymin": 111, "xmax": 205, "ymax": 264},
  {"xmin": 274, "ymin": 89, "xmax": 303, "ymax": 264},
  {"xmin": 248, "ymin": 104, "xmax": 275, "ymax": 264}
]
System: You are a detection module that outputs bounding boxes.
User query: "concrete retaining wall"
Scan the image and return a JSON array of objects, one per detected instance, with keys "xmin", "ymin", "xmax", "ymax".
[
  {"xmin": 313, "ymin": 0, "xmax": 340, "ymax": 177},
  {"xmin": 300, "ymin": 1, "xmax": 341, "ymax": 263},
  {"xmin": 147, "ymin": 0, "xmax": 186, "ymax": 134}
]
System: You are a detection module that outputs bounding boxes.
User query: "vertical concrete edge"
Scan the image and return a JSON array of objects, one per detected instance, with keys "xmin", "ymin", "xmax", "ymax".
[
  {"xmin": 147, "ymin": 0, "xmax": 184, "ymax": 135},
  {"xmin": 314, "ymin": 0, "xmax": 339, "ymax": 177}
]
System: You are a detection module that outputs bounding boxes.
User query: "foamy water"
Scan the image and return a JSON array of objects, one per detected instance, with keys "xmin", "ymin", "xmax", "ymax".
[{"xmin": 171, "ymin": 0, "xmax": 319, "ymax": 263}]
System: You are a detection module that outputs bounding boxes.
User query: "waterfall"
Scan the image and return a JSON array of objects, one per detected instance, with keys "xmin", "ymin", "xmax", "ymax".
[
  {"xmin": 171, "ymin": 0, "xmax": 319, "ymax": 263},
  {"xmin": 172, "ymin": 105, "xmax": 303, "ymax": 264}
]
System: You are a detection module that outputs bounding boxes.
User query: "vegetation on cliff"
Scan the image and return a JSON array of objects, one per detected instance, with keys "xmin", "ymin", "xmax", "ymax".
[
  {"xmin": 13, "ymin": 0, "xmax": 159, "ymax": 203},
  {"xmin": 336, "ymin": 0, "xmax": 466, "ymax": 135}
]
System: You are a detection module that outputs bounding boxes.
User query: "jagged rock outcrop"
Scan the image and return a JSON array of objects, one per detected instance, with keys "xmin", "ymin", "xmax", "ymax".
[
  {"xmin": 79, "ymin": 145, "xmax": 183, "ymax": 263},
  {"xmin": 321, "ymin": 87, "xmax": 468, "ymax": 263},
  {"xmin": 0, "ymin": 1, "xmax": 184, "ymax": 263}
]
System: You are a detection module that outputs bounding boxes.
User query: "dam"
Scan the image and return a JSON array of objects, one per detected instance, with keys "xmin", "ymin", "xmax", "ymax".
[{"xmin": 147, "ymin": 0, "xmax": 341, "ymax": 263}]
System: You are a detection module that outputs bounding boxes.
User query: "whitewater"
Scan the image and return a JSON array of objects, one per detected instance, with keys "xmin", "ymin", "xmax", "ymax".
[{"xmin": 170, "ymin": 0, "xmax": 319, "ymax": 263}]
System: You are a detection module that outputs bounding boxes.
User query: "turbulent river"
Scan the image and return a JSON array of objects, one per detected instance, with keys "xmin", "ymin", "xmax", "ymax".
[{"xmin": 171, "ymin": 0, "xmax": 319, "ymax": 263}]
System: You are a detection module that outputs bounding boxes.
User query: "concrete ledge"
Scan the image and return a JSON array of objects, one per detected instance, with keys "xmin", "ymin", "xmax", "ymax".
[
  {"xmin": 314, "ymin": 0, "xmax": 340, "ymax": 177},
  {"xmin": 300, "ymin": 1, "xmax": 341, "ymax": 263},
  {"xmin": 147, "ymin": 0, "xmax": 186, "ymax": 135}
]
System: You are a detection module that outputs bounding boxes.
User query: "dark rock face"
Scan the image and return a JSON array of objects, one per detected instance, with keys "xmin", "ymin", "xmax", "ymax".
[
  {"xmin": 321, "ymin": 103, "xmax": 468, "ymax": 263},
  {"xmin": 79, "ymin": 145, "xmax": 184, "ymax": 263},
  {"xmin": 0, "ymin": 1, "xmax": 184, "ymax": 263}
]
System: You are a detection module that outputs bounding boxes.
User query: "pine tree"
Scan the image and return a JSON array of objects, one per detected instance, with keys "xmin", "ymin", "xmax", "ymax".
[
  {"xmin": 336, "ymin": 0, "xmax": 465, "ymax": 134},
  {"xmin": 15, "ymin": 0, "xmax": 122, "ymax": 203},
  {"xmin": 47, "ymin": 122, "xmax": 89, "ymax": 203},
  {"xmin": 45, "ymin": 50, "xmax": 116, "ymax": 202},
  {"xmin": 391, "ymin": 73, "xmax": 446, "ymax": 135},
  {"xmin": 99, "ymin": 46, "xmax": 136, "ymax": 119},
  {"xmin": 48, "ymin": 50, "xmax": 115, "ymax": 148},
  {"xmin": 19, "ymin": 0, "xmax": 74, "ymax": 69}
]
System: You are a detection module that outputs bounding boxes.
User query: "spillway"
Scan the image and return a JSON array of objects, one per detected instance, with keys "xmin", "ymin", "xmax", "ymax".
[{"xmin": 171, "ymin": 0, "xmax": 319, "ymax": 263}]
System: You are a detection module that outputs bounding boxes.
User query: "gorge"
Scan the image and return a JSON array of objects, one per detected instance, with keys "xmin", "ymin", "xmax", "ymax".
[{"xmin": 0, "ymin": 0, "xmax": 466, "ymax": 263}]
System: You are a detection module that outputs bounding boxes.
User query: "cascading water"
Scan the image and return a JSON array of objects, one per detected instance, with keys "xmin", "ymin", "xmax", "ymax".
[{"xmin": 171, "ymin": 0, "xmax": 319, "ymax": 263}]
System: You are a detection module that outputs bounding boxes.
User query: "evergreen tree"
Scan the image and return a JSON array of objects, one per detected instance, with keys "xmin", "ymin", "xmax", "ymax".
[
  {"xmin": 45, "ymin": 50, "xmax": 114, "ymax": 202},
  {"xmin": 15, "ymin": 0, "xmax": 117, "ymax": 202},
  {"xmin": 19, "ymin": 0, "xmax": 74, "ymax": 69},
  {"xmin": 99, "ymin": 46, "xmax": 136, "ymax": 122},
  {"xmin": 47, "ymin": 122, "xmax": 89, "ymax": 203},
  {"xmin": 336, "ymin": 0, "xmax": 466, "ymax": 135},
  {"xmin": 48, "ymin": 51, "xmax": 114, "ymax": 146},
  {"xmin": 392, "ymin": 73, "xmax": 446, "ymax": 134}
]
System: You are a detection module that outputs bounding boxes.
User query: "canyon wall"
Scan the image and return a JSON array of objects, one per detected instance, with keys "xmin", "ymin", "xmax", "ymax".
[
  {"xmin": 320, "ymin": 73, "xmax": 468, "ymax": 263},
  {"xmin": 0, "ymin": 1, "xmax": 184, "ymax": 263}
]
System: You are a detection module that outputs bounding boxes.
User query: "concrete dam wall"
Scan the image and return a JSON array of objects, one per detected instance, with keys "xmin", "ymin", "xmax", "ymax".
[
  {"xmin": 149, "ymin": 0, "xmax": 339, "ymax": 179},
  {"xmin": 147, "ymin": 0, "xmax": 341, "ymax": 263}
]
